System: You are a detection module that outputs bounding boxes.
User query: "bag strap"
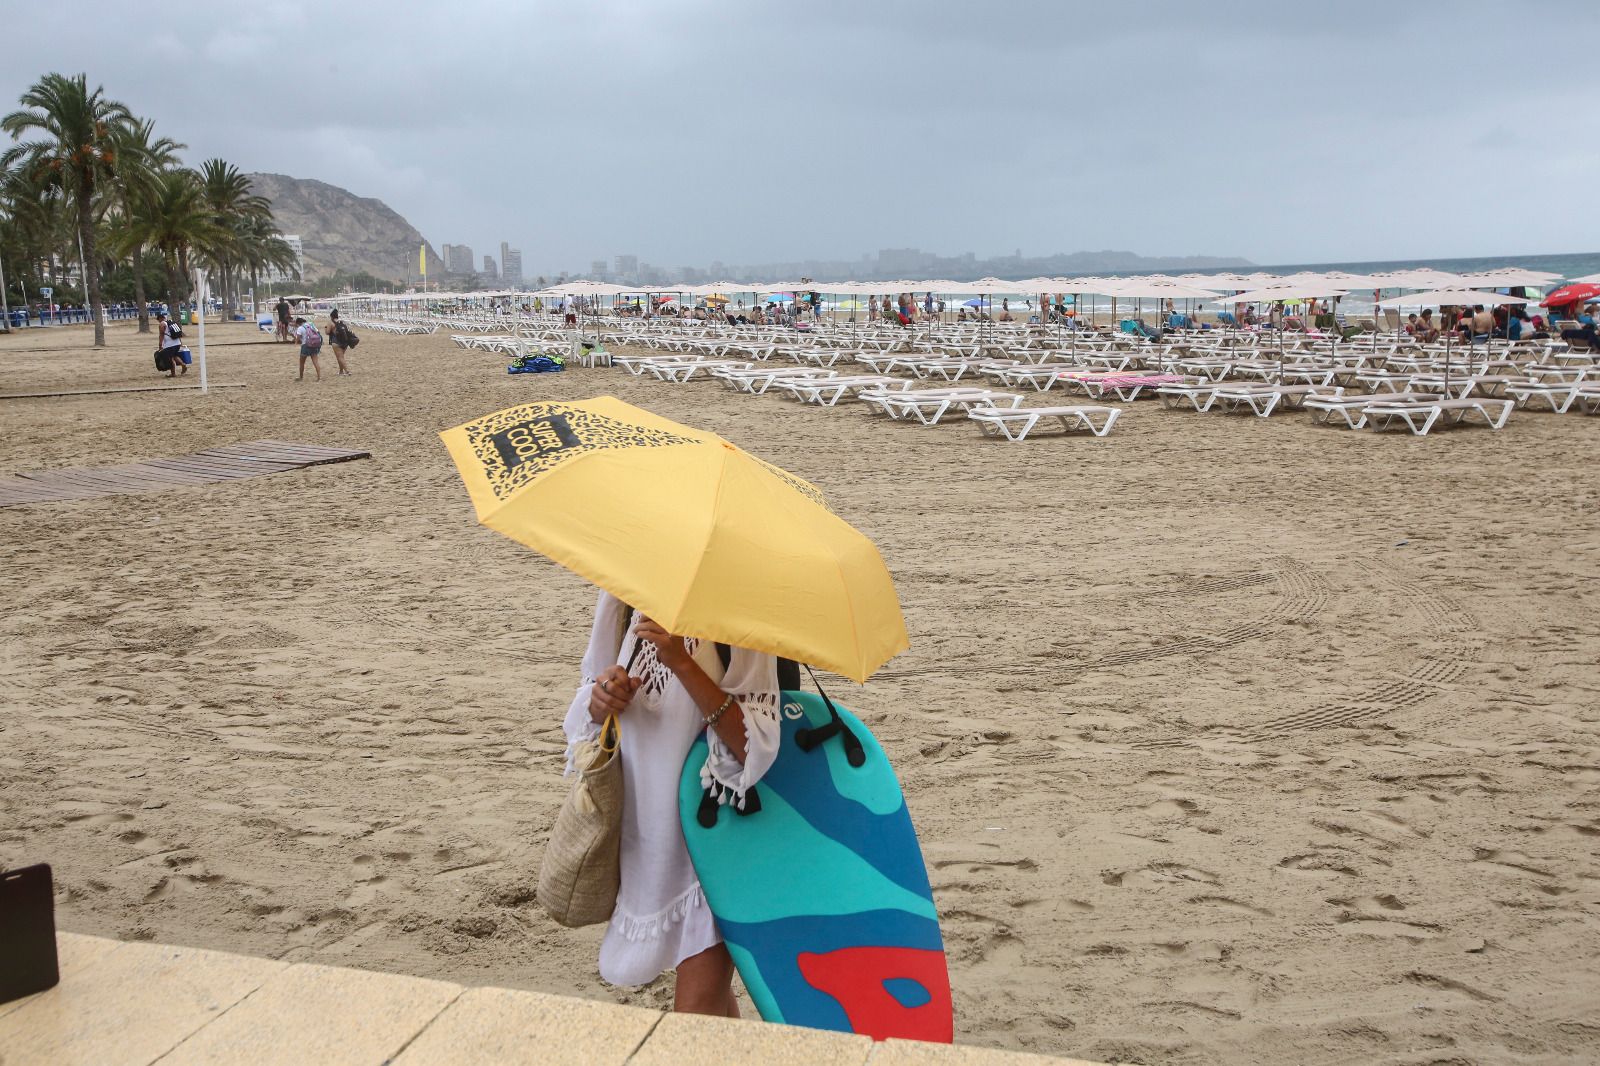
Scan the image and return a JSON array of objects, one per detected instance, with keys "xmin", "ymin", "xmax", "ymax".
[{"xmin": 793, "ymin": 665, "xmax": 865, "ymax": 768}]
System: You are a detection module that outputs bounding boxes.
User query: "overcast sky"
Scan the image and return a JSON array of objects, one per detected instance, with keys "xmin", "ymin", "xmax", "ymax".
[{"xmin": 7, "ymin": 0, "xmax": 1597, "ymax": 275}]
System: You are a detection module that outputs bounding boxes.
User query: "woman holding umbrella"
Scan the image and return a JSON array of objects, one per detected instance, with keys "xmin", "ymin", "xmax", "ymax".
[
  {"xmin": 440, "ymin": 397, "xmax": 909, "ymax": 1022},
  {"xmin": 565, "ymin": 597, "xmax": 781, "ymax": 1016}
]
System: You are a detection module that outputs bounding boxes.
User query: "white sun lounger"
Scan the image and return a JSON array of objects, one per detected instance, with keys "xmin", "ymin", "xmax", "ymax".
[
  {"xmin": 650, "ymin": 359, "xmax": 751, "ymax": 383},
  {"xmin": 1209, "ymin": 384, "xmax": 1338, "ymax": 417},
  {"xmin": 1155, "ymin": 381, "xmax": 1223, "ymax": 411},
  {"xmin": 1361, "ymin": 397, "xmax": 1514, "ymax": 435},
  {"xmin": 874, "ymin": 388, "xmax": 1026, "ymax": 425},
  {"xmin": 1304, "ymin": 391, "xmax": 1428, "ymax": 429},
  {"xmin": 779, "ymin": 375, "xmax": 903, "ymax": 406},
  {"xmin": 967, "ymin": 404, "xmax": 1121, "ymax": 440},
  {"xmin": 710, "ymin": 365, "xmax": 833, "ymax": 392},
  {"xmin": 1566, "ymin": 382, "xmax": 1600, "ymax": 414},
  {"xmin": 1505, "ymin": 381, "xmax": 1582, "ymax": 413}
]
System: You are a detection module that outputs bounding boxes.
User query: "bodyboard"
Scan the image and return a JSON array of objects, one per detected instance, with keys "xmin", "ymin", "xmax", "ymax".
[{"xmin": 679, "ymin": 689, "xmax": 952, "ymax": 1042}]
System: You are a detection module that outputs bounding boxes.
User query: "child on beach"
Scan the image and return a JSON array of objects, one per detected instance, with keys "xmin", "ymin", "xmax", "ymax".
[{"xmin": 565, "ymin": 593, "xmax": 780, "ymax": 1016}]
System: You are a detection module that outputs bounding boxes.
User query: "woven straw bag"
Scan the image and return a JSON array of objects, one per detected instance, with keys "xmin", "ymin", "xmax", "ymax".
[{"xmin": 537, "ymin": 713, "xmax": 623, "ymax": 927}]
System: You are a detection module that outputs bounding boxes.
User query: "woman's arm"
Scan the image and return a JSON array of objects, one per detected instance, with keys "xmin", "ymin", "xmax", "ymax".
[{"xmin": 633, "ymin": 620, "xmax": 748, "ymax": 761}]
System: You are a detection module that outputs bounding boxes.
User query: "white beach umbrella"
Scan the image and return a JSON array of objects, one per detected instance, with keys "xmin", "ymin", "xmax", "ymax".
[
  {"xmin": 1212, "ymin": 285, "xmax": 1349, "ymax": 303},
  {"xmin": 1375, "ymin": 289, "xmax": 1530, "ymax": 308},
  {"xmin": 1452, "ymin": 269, "xmax": 1562, "ymax": 287},
  {"xmin": 1377, "ymin": 289, "xmax": 1531, "ymax": 392},
  {"xmin": 1102, "ymin": 281, "xmax": 1223, "ymax": 299},
  {"xmin": 1569, "ymin": 272, "xmax": 1600, "ymax": 284}
]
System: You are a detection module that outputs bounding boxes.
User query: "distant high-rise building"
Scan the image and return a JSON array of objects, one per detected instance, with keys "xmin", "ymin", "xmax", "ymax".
[
  {"xmin": 590, "ymin": 259, "xmax": 608, "ymax": 279},
  {"xmin": 500, "ymin": 242, "xmax": 523, "ymax": 285},
  {"xmin": 614, "ymin": 254, "xmax": 638, "ymax": 279},
  {"xmin": 444, "ymin": 244, "xmax": 474, "ymax": 275},
  {"xmin": 482, "ymin": 254, "xmax": 498, "ymax": 279},
  {"xmin": 265, "ymin": 235, "xmax": 304, "ymax": 283}
]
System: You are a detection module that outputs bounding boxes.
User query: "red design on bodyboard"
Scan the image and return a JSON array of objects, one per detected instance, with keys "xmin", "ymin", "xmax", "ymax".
[{"xmin": 797, "ymin": 946, "xmax": 953, "ymax": 1042}]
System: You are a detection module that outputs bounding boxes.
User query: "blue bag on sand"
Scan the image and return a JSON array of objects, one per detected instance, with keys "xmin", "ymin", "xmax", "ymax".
[{"xmin": 507, "ymin": 355, "xmax": 564, "ymax": 374}]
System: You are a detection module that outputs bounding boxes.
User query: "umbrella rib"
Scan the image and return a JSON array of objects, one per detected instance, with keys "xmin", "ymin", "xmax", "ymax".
[{"xmin": 671, "ymin": 443, "xmax": 729, "ymax": 636}]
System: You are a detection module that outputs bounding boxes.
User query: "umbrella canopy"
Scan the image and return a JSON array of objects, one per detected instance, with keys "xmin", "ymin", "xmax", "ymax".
[
  {"xmin": 1212, "ymin": 285, "xmax": 1349, "ymax": 304},
  {"xmin": 439, "ymin": 398, "xmax": 909, "ymax": 682},
  {"xmin": 1453, "ymin": 268, "xmax": 1562, "ymax": 287},
  {"xmin": 1540, "ymin": 282, "xmax": 1600, "ymax": 308},
  {"xmin": 1103, "ymin": 281, "xmax": 1223, "ymax": 299},
  {"xmin": 1377, "ymin": 290, "xmax": 1532, "ymax": 308},
  {"xmin": 1569, "ymin": 272, "xmax": 1600, "ymax": 285},
  {"xmin": 765, "ymin": 293, "xmax": 795, "ymax": 303}
]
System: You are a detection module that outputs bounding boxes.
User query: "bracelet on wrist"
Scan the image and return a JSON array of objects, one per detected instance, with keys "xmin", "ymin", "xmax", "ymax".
[{"xmin": 703, "ymin": 693, "xmax": 735, "ymax": 728}]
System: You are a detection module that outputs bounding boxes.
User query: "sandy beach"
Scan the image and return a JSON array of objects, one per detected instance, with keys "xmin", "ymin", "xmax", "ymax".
[{"xmin": 2, "ymin": 320, "xmax": 1598, "ymax": 1065}]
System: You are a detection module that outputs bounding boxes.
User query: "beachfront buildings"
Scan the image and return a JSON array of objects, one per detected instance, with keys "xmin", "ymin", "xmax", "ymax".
[
  {"xmin": 443, "ymin": 244, "xmax": 474, "ymax": 275},
  {"xmin": 263, "ymin": 235, "xmax": 304, "ymax": 283},
  {"xmin": 501, "ymin": 243, "xmax": 522, "ymax": 285}
]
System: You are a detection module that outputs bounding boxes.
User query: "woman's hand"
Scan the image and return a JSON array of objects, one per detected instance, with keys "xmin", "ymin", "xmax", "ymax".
[
  {"xmin": 588, "ymin": 665, "xmax": 641, "ymax": 723},
  {"xmin": 634, "ymin": 618, "xmax": 692, "ymax": 674}
]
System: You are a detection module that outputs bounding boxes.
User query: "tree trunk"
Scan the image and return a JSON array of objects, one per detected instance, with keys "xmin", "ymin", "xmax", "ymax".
[
  {"xmin": 163, "ymin": 250, "xmax": 183, "ymax": 315},
  {"xmin": 133, "ymin": 246, "xmax": 151, "ymax": 333},
  {"xmin": 78, "ymin": 186, "xmax": 106, "ymax": 347}
]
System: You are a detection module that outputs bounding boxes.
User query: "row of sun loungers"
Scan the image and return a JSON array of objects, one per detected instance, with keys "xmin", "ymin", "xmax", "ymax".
[
  {"xmin": 380, "ymin": 310, "xmax": 1600, "ymax": 440},
  {"xmin": 340, "ymin": 316, "xmax": 436, "ymax": 335}
]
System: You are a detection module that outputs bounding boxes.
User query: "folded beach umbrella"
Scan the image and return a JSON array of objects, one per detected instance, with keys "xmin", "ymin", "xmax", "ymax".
[{"xmin": 439, "ymin": 398, "xmax": 909, "ymax": 683}]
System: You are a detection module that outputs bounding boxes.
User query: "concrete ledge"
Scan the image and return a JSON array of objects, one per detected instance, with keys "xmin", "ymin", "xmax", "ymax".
[{"xmin": 0, "ymin": 934, "xmax": 1112, "ymax": 1066}]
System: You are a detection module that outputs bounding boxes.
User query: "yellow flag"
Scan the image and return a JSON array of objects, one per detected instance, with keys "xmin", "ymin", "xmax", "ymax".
[{"xmin": 419, "ymin": 243, "xmax": 427, "ymax": 276}]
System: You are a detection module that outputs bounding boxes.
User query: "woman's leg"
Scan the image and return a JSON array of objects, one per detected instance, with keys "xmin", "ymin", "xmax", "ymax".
[
  {"xmin": 310, "ymin": 354, "xmax": 322, "ymax": 381},
  {"xmin": 297, "ymin": 354, "xmax": 306, "ymax": 381},
  {"xmin": 333, "ymin": 346, "xmax": 348, "ymax": 374},
  {"xmin": 673, "ymin": 943, "xmax": 738, "ymax": 1018}
]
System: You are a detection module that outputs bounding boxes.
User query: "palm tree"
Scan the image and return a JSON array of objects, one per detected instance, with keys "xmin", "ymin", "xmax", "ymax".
[
  {"xmin": 1, "ymin": 73, "xmax": 133, "ymax": 347},
  {"xmin": 197, "ymin": 159, "xmax": 271, "ymax": 318},
  {"xmin": 0, "ymin": 161, "xmax": 70, "ymax": 312},
  {"xmin": 117, "ymin": 168, "xmax": 226, "ymax": 313},
  {"xmin": 106, "ymin": 119, "xmax": 183, "ymax": 333},
  {"xmin": 235, "ymin": 212, "xmax": 299, "ymax": 306}
]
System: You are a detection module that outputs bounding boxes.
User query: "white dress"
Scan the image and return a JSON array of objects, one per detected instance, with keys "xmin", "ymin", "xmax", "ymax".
[{"xmin": 563, "ymin": 591, "xmax": 781, "ymax": 987}]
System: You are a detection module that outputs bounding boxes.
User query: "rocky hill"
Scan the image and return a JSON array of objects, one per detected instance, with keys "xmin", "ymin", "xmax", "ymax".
[{"xmin": 245, "ymin": 172, "xmax": 440, "ymax": 283}]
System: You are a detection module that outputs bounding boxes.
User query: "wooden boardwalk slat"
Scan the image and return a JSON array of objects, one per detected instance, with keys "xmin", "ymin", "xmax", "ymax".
[
  {"xmin": 198, "ymin": 441, "xmax": 371, "ymax": 467},
  {"xmin": 0, "ymin": 382, "xmax": 247, "ymax": 400},
  {"xmin": 0, "ymin": 440, "xmax": 370, "ymax": 508},
  {"xmin": 141, "ymin": 457, "xmax": 297, "ymax": 478}
]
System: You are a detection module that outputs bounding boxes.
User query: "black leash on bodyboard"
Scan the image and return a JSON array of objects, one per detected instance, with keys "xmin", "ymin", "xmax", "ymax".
[{"xmin": 696, "ymin": 656, "xmax": 865, "ymax": 829}]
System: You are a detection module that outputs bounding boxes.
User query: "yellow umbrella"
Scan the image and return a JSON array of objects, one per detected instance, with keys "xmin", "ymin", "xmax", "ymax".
[{"xmin": 439, "ymin": 397, "xmax": 908, "ymax": 682}]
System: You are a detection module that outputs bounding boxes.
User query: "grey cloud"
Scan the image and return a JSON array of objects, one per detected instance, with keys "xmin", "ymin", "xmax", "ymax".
[{"xmin": 6, "ymin": 0, "xmax": 1597, "ymax": 276}]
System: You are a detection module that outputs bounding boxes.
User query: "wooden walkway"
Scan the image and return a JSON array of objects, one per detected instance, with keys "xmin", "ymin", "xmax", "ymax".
[
  {"xmin": 0, "ymin": 440, "xmax": 371, "ymax": 508},
  {"xmin": 0, "ymin": 382, "xmax": 246, "ymax": 400}
]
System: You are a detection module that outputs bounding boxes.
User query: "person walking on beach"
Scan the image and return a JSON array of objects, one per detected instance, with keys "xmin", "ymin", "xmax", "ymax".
[
  {"xmin": 155, "ymin": 312, "xmax": 185, "ymax": 377},
  {"xmin": 566, "ymin": 593, "xmax": 781, "ymax": 1016},
  {"xmin": 275, "ymin": 296, "xmax": 291, "ymax": 342},
  {"xmin": 326, "ymin": 308, "xmax": 354, "ymax": 376},
  {"xmin": 293, "ymin": 316, "xmax": 323, "ymax": 381}
]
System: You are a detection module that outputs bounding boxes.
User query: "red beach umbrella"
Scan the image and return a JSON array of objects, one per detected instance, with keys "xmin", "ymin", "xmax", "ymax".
[{"xmin": 1541, "ymin": 283, "xmax": 1600, "ymax": 308}]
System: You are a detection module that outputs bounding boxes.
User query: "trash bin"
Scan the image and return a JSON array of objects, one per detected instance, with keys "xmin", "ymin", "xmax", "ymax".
[{"xmin": 181, "ymin": 310, "xmax": 192, "ymax": 325}]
